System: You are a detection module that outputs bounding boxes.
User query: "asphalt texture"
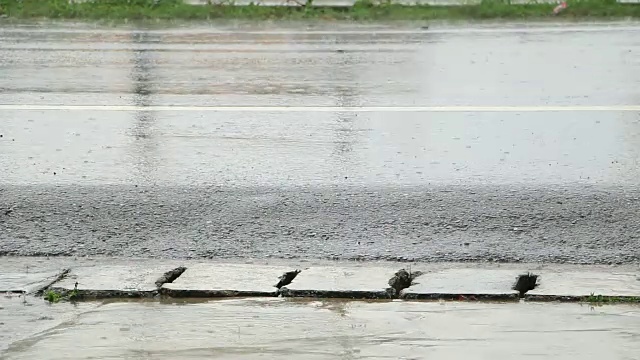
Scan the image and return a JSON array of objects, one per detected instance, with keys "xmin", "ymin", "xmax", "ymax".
[{"xmin": 1, "ymin": 21, "xmax": 640, "ymax": 264}]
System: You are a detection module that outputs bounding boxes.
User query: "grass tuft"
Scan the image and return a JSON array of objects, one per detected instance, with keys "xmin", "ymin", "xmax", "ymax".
[
  {"xmin": 584, "ymin": 293, "xmax": 640, "ymax": 304},
  {"xmin": 44, "ymin": 282, "xmax": 80, "ymax": 303},
  {"xmin": 44, "ymin": 290, "xmax": 63, "ymax": 303}
]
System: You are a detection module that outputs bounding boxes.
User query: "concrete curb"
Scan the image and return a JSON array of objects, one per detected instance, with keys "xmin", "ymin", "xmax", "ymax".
[{"xmin": 2, "ymin": 257, "xmax": 639, "ymax": 303}]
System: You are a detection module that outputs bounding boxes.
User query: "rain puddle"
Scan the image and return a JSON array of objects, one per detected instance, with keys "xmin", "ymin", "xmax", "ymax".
[{"xmin": 2, "ymin": 297, "xmax": 640, "ymax": 359}]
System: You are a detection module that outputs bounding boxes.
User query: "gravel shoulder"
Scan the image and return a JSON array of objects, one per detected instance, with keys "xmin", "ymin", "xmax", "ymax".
[{"xmin": 1, "ymin": 184, "xmax": 639, "ymax": 264}]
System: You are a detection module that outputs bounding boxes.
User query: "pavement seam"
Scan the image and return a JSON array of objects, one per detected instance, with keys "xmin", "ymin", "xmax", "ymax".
[
  {"xmin": 48, "ymin": 288, "xmax": 158, "ymax": 299},
  {"xmin": 402, "ymin": 293, "xmax": 520, "ymax": 301},
  {"xmin": 159, "ymin": 289, "xmax": 279, "ymax": 298},
  {"xmin": 32, "ymin": 268, "xmax": 70, "ymax": 296}
]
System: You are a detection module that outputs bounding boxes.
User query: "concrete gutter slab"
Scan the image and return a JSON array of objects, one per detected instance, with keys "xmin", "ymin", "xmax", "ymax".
[
  {"xmin": 50, "ymin": 264, "xmax": 176, "ymax": 298},
  {"xmin": 1, "ymin": 257, "xmax": 75, "ymax": 293},
  {"xmin": 161, "ymin": 263, "xmax": 292, "ymax": 297},
  {"xmin": 280, "ymin": 266, "xmax": 395, "ymax": 299},
  {"xmin": 0, "ymin": 270, "xmax": 64, "ymax": 294},
  {"xmin": 402, "ymin": 269, "xmax": 520, "ymax": 300},
  {"xmin": 526, "ymin": 269, "xmax": 640, "ymax": 300}
]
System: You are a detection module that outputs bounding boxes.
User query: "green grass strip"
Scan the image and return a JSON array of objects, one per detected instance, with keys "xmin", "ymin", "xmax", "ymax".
[{"xmin": 1, "ymin": 0, "xmax": 639, "ymax": 21}]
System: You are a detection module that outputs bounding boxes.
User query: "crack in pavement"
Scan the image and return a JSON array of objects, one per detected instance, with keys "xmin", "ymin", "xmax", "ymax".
[{"xmin": 33, "ymin": 268, "xmax": 70, "ymax": 296}]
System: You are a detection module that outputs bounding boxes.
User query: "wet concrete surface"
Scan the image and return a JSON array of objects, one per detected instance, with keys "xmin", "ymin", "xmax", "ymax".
[
  {"xmin": 280, "ymin": 265, "xmax": 396, "ymax": 298},
  {"xmin": 0, "ymin": 294, "xmax": 98, "ymax": 355},
  {"xmin": 1, "ymin": 21, "xmax": 640, "ymax": 263},
  {"xmin": 0, "ymin": 271, "xmax": 62, "ymax": 295},
  {"xmin": 2, "ymin": 297, "xmax": 640, "ymax": 359},
  {"xmin": 527, "ymin": 268, "xmax": 640, "ymax": 298},
  {"xmin": 401, "ymin": 268, "xmax": 520, "ymax": 298},
  {"xmin": 162, "ymin": 263, "xmax": 291, "ymax": 296},
  {"xmin": 52, "ymin": 263, "xmax": 173, "ymax": 292}
]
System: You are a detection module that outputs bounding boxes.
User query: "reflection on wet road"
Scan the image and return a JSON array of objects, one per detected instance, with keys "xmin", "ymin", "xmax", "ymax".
[
  {"xmin": 3, "ymin": 110, "xmax": 640, "ymax": 185},
  {"xmin": 3, "ymin": 297, "xmax": 640, "ymax": 360},
  {"xmin": 1, "ymin": 22, "xmax": 639, "ymax": 263},
  {"xmin": 1, "ymin": 22, "xmax": 639, "ymax": 186}
]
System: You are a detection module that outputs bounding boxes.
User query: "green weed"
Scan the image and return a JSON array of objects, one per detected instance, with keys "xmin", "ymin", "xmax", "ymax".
[
  {"xmin": 44, "ymin": 290, "xmax": 63, "ymax": 303},
  {"xmin": 584, "ymin": 292, "xmax": 640, "ymax": 304},
  {"xmin": 44, "ymin": 282, "xmax": 80, "ymax": 303}
]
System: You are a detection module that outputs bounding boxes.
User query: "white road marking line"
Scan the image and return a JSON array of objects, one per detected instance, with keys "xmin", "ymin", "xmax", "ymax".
[{"xmin": 0, "ymin": 105, "xmax": 639, "ymax": 112}]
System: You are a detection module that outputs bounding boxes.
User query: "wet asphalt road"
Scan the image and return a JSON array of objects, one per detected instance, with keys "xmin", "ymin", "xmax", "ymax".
[{"xmin": 1, "ymin": 21, "xmax": 639, "ymax": 264}]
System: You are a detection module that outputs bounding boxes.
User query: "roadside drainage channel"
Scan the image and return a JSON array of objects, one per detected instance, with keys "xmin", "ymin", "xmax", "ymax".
[{"xmin": 19, "ymin": 266, "xmax": 640, "ymax": 303}]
